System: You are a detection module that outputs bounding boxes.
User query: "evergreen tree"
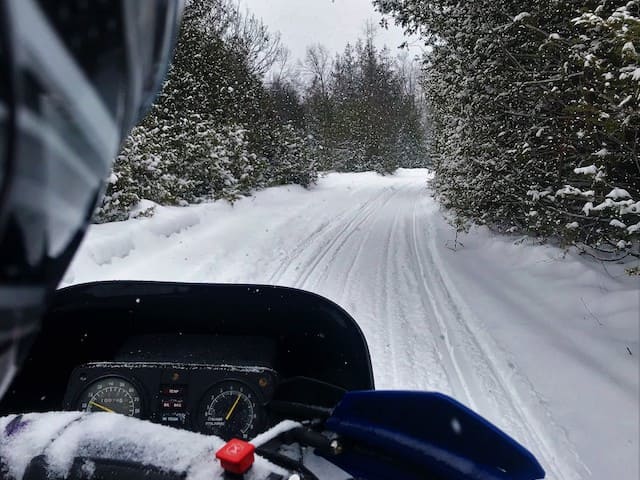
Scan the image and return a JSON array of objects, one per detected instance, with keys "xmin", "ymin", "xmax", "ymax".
[
  {"xmin": 304, "ymin": 31, "xmax": 428, "ymax": 174},
  {"xmin": 376, "ymin": 0, "xmax": 639, "ymax": 258},
  {"xmin": 96, "ymin": 0, "xmax": 318, "ymax": 222}
]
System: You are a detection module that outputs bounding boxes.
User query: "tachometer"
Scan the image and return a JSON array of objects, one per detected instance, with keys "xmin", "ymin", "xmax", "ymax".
[
  {"xmin": 77, "ymin": 376, "xmax": 142, "ymax": 418},
  {"xmin": 199, "ymin": 380, "xmax": 263, "ymax": 440}
]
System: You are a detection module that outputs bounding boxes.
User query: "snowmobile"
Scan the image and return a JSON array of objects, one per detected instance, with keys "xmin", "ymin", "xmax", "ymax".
[{"xmin": 0, "ymin": 280, "xmax": 545, "ymax": 480}]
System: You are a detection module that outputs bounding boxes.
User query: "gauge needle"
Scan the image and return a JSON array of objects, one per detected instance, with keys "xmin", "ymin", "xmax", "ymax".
[
  {"xmin": 225, "ymin": 394, "xmax": 242, "ymax": 421},
  {"xmin": 89, "ymin": 401, "xmax": 115, "ymax": 413}
]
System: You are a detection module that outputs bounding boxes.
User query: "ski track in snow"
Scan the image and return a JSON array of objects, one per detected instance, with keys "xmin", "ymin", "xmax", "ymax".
[
  {"xmin": 263, "ymin": 180, "xmax": 583, "ymax": 479},
  {"xmin": 65, "ymin": 170, "xmax": 637, "ymax": 480}
]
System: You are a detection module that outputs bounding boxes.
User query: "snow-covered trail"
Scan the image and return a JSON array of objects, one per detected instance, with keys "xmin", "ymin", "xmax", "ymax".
[{"xmin": 64, "ymin": 170, "xmax": 638, "ymax": 480}]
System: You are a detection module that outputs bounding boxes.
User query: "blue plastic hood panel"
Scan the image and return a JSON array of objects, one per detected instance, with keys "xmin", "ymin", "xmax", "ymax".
[{"xmin": 325, "ymin": 391, "xmax": 545, "ymax": 480}]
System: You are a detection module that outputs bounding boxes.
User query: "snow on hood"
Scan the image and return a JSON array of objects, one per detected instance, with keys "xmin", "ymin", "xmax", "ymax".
[{"xmin": 0, "ymin": 412, "xmax": 287, "ymax": 480}]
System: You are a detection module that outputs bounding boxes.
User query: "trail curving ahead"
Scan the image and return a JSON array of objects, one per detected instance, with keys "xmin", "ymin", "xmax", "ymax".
[{"xmin": 67, "ymin": 169, "xmax": 637, "ymax": 479}]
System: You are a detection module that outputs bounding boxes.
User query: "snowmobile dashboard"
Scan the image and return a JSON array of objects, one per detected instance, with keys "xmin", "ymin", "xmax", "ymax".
[
  {"xmin": 60, "ymin": 334, "xmax": 345, "ymax": 440},
  {"xmin": 0, "ymin": 281, "xmax": 547, "ymax": 480},
  {"xmin": 62, "ymin": 334, "xmax": 278, "ymax": 439},
  {"xmin": 0, "ymin": 282, "xmax": 374, "ymax": 435}
]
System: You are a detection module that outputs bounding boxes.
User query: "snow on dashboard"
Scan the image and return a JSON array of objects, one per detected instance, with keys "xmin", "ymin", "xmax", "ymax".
[{"xmin": 0, "ymin": 412, "xmax": 288, "ymax": 480}]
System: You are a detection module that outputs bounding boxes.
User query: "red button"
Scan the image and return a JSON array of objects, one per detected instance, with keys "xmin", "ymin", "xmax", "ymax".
[{"xmin": 215, "ymin": 439, "xmax": 255, "ymax": 475}]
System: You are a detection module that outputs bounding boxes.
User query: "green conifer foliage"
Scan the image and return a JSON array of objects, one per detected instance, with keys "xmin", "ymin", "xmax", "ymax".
[
  {"xmin": 303, "ymin": 32, "xmax": 428, "ymax": 174},
  {"xmin": 96, "ymin": 0, "xmax": 318, "ymax": 222},
  {"xmin": 376, "ymin": 0, "xmax": 639, "ymax": 258}
]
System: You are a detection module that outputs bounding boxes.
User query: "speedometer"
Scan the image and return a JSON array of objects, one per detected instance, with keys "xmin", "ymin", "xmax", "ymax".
[
  {"xmin": 77, "ymin": 376, "xmax": 142, "ymax": 418},
  {"xmin": 198, "ymin": 380, "xmax": 263, "ymax": 440}
]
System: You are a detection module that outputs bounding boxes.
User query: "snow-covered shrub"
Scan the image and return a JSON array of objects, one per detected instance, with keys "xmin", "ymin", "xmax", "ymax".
[
  {"xmin": 376, "ymin": 0, "xmax": 639, "ymax": 259},
  {"xmin": 534, "ymin": 2, "xmax": 640, "ymax": 255},
  {"xmin": 95, "ymin": 0, "xmax": 318, "ymax": 222},
  {"xmin": 95, "ymin": 119, "xmax": 261, "ymax": 223},
  {"xmin": 266, "ymin": 124, "xmax": 318, "ymax": 188}
]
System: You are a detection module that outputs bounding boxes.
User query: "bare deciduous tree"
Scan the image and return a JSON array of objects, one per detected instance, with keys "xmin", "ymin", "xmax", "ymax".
[
  {"xmin": 187, "ymin": 0, "xmax": 286, "ymax": 77},
  {"xmin": 302, "ymin": 44, "xmax": 332, "ymax": 97}
]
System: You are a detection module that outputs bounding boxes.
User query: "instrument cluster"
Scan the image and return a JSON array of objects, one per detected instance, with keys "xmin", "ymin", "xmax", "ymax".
[{"xmin": 63, "ymin": 362, "xmax": 277, "ymax": 440}]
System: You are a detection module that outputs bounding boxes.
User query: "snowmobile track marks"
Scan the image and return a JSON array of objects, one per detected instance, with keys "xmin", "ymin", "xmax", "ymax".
[{"xmin": 412, "ymin": 195, "xmax": 586, "ymax": 480}]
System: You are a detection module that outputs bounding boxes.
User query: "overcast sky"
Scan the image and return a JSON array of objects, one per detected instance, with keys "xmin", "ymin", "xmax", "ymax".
[{"xmin": 240, "ymin": 0, "xmax": 420, "ymax": 65}]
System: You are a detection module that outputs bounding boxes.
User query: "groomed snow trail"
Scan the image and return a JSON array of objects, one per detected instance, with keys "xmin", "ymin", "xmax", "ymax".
[{"xmin": 66, "ymin": 169, "xmax": 638, "ymax": 480}]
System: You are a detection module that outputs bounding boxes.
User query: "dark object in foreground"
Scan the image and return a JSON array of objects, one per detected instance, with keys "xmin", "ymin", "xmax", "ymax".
[{"xmin": 1, "ymin": 281, "xmax": 545, "ymax": 480}]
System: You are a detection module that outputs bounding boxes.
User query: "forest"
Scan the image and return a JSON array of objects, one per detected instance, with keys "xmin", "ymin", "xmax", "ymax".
[
  {"xmin": 376, "ymin": 0, "xmax": 639, "ymax": 262},
  {"xmin": 98, "ymin": 0, "xmax": 639, "ymax": 265},
  {"xmin": 96, "ymin": 0, "xmax": 427, "ymax": 222}
]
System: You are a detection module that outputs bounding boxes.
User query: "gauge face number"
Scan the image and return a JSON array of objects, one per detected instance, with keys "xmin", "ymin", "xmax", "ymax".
[
  {"xmin": 200, "ymin": 381, "xmax": 260, "ymax": 440},
  {"xmin": 77, "ymin": 377, "xmax": 142, "ymax": 418}
]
